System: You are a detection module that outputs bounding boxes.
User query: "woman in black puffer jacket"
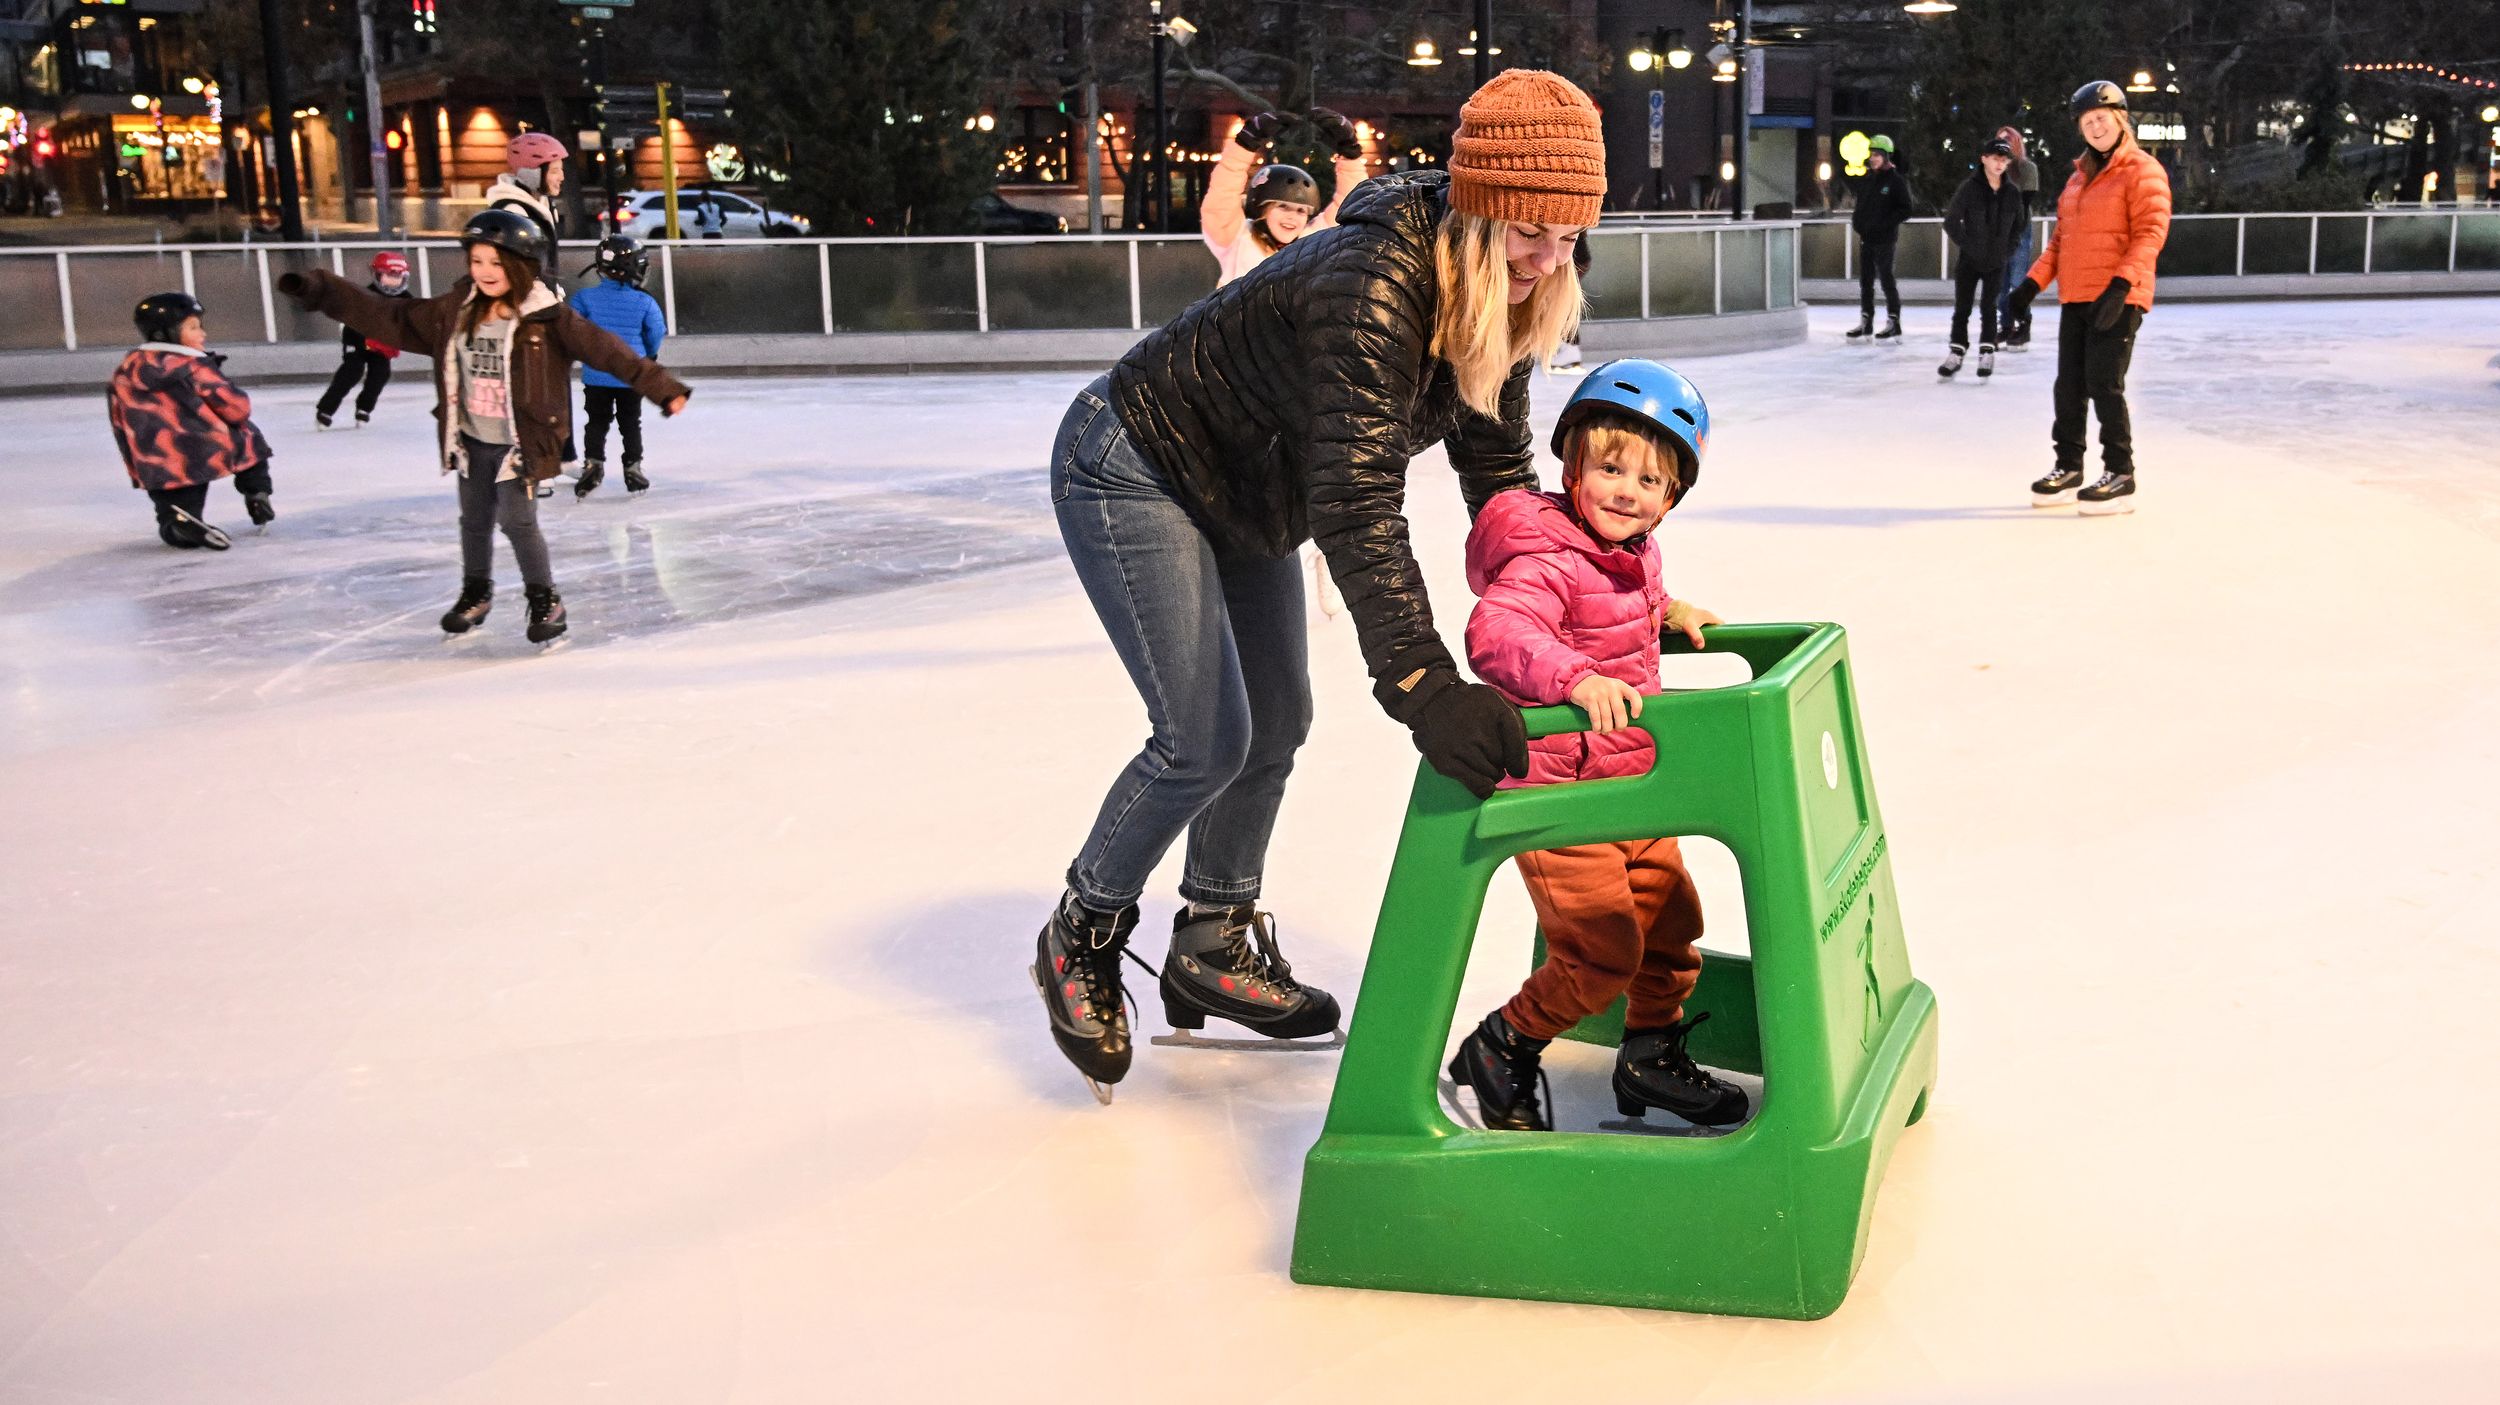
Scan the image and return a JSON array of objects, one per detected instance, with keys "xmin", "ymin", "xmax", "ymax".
[{"xmin": 1034, "ymin": 71, "xmax": 1607, "ymax": 1103}]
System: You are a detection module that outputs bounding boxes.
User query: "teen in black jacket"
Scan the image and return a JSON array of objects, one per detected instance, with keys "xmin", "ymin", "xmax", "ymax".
[{"xmin": 1938, "ymin": 137, "xmax": 2030, "ymax": 376}]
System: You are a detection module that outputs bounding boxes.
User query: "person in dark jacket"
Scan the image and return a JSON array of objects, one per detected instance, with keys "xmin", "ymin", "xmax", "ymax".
[
  {"xmin": 1995, "ymin": 126, "xmax": 2042, "ymax": 348},
  {"xmin": 1032, "ymin": 70, "xmax": 1604, "ymax": 1105},
  {"xmin": 1938, "ymin": 137, "xmax": 2029, "ymax": 379},
  {"xmin": 315, "ymin": 250, "xmax": 413, "ymax": 429},
  {"xmin": 569, "ymin": 235, "xmax": 667, "ymax": 498},
  {"xmin": 1846, "ymin": 135, "xmax": 1915, "ymax": 340},
  {"xmin": 108, "ymin": 292, "xmax": 276, "ymax": 549}
]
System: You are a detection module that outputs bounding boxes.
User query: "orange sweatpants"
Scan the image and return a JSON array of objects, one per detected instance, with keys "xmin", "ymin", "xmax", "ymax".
[{"xmin": 1501, "ymin": 837, "xmax": 1704, "ymax": 1042}]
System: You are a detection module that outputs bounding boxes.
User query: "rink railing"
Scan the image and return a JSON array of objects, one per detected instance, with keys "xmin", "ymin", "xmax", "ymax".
[
  {"xmin": 1799, "ymin": 208, "xmax": 2500, "ymax": 283},
  {"xmin": 0, "ymin": 225, "xmax": 1801, "ymax": 354}
]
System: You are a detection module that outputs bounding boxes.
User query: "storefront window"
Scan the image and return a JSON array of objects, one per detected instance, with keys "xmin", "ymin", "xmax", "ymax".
[{"xmin": 112, "ymin": 114, "xmax": 224, "ymax": 200}]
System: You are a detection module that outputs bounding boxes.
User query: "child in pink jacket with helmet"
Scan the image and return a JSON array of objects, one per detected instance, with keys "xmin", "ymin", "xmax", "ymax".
[{"xmin": 1447, "ymin": 358, "xmax": 1748, "ymax": 1136}]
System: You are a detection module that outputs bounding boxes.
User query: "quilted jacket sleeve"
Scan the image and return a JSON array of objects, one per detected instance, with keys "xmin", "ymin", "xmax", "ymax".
[
  {"xmin": 2116, "ymin": 154, "xmax": 2173, "ymax": 293},
  {"xmin": 1312, "ymin": 156, "xmax": 1371, "ymax": 231},
  {"xmin": 1442, "ymin": 360, "xmax": 1538, "ymax": 516}
]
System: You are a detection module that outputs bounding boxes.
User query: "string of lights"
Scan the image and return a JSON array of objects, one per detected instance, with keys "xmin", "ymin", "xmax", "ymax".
[{"xmin": 2341, "ymin": 62, "xmax": 2500, "ymax": 92}]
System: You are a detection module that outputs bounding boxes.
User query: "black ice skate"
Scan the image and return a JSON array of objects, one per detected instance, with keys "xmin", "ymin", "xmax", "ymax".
[
  {"xmin": 2030, "ymin": 465, "xmax": 2085, "ymax": 508},
  {"xmin": 1153, "ymin": 905, "xmax": 1343, "ymax": 1051},
  {"xmin": 354, "ymin": 409, "xmax": 371, "ymax": 427},
  {"xmin": 314, "ymin": 409, "xmax": 334, "ymax": 430},
  {"xmin": 621, "ymin": 459, "xmax": 649, "ymax": 494},
  {"xmin": 159, "ymin": 505, "xmax": 230, "ymax": 551},
  {"xmin": 1874, "ymin": 316, "xmax": 1903, "ymax": 341},
  {"xmin": 1610, "ymin": 1013, "xmax": 1748, "ymax": 1130},
  {"xmin": 1844, "ymin": 315, "xmax": 1874, "ymax": 341},
  {"xmin": 524, "ymin": 584, "xmax": 568, "ymax": 646},
  {"xmin": 574, "ymin": 458, "xmax": 606, "ymax": 500},
  {"xmin": 2006, "ymin": 318, "xmax": 2032, "ymax": 350},
  {"xmin": 1445, "ymin": 1010, "xmax": 1552, "ymax": 1132},
  {"xmin": 440, "ymin": 576, "xmax": 493, "ymax": 635},
  {"xmin": 1937, "ymin": 344, "xmax": 1965, "ymax": 378},
  {"xmin": 2077, "ymin": 471, "xmax": 2137, "ymax": 517},
  {"xmin": 244, "ymin": 492, "xmax": 275, "ymax": 529},
  {"xmin": 1031, "ymin": 892, "xmax": 1139, "ymax": 1104},
  {"xmin": 1976, "ymin": 345, "xmax": 1996, "ymax": 379}
]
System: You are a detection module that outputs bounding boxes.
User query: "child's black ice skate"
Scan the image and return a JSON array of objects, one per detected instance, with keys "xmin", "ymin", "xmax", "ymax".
[
  {"xmin": 621, "ymin": 459, "xmax": 649, "ymax": 494},
  {"xmin": 1937, "ymin": 344, "xmax": 1965, "ymax": 378},
  {"xmin": 1874, "ymin": 316, "xmax": 1903, "ymax": 341},
  {"xmin": 524, "ymin": 584, "xmax": 568, "ymax": 646},
  {"xmin": 159, "ymin": 505, "xmax": 230, "ymax": 551},
  {"xmin": 1031, "ymin": 891, "xmax": 1139, "ymax": 1104},
  {"xmin": 1976, "ymin": 345, "xmax": 1996, "ymax": 379},
  {"xmin": 314, "ymin": 409, "xmax": 334, "ymax": 431},
  {"xmin": 1444, "ymin": 1010, "xmax": 1552, "ymax": 1132},
  {"xmin": 1153, "ymin": 905, "xmax": 1343, "ymax": 1051},
  {"xmin": 1844, "ymin": 315, "xmax": 1874, "ymax": 342},
  {"xmin": 244, "ymin": 492, "xmax": 275, "ymax": 529},
  {"xmin": 2077, "ymin": 471, "xmax": 2136, "ymax": 517},
  {"xmin": 440, "ymin": 576, "xmax": 493, "ymax": 635},
  {"xmin": 353, "ymin": 409, "xmax": 371, "ymax": 427},
  {"xmin": 1610, "ymin": 1013, "xmax": 1748, "ymax": 1132},
  {"xmin": 2029, "ymin": 465, "xmax": 2084, "ymax": 508},
  {"xmin": 574, "ymin": 458, "xmax": 605, "ymax": 500}
]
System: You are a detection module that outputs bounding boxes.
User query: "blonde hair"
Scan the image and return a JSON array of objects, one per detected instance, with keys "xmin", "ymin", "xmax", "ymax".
[
  {"xmin": 1561, "ymin": 411, "xmax": 1685, "ymax": 502},
  {"xmin": 1431, "ymin": 209, "xmax": 1584, "ymax": 416}
]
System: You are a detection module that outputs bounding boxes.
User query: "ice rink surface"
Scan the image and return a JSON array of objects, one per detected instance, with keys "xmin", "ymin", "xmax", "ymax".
[{"xmin": 4, "ymin": 299, "xmax": 2497, "ymax": 1403}]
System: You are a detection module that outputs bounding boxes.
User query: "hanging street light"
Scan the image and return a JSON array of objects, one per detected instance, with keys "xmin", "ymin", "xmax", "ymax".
[
  {"xmin": 1904, "ymin": 1, "xmax": 1956, "ymax": 14},
  {"xmin": 1667, "ymin": 30, "xmax": 1693, "ymax": 69},
  {"xmin": 2127, "ymin": 70, "xmax": 2158, "ymax": 93},
  {"xmin": 1408, "ymin": 39, "xmax": 1442, "ymax": 67}
]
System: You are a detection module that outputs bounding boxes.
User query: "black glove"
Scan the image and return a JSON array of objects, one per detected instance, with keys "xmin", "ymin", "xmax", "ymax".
[
  {"xmin": 2091, "ymin": 277, "xmax": 2133, "ymax": 331},
  {"xmin": 1406, "ymin": 678, "xmax": 1529, "ymax": 800},
  {"xmin": 275, "ymin": 271, "xmax": 310, "ymax": 300},
  {"xmin": 1309, "ymin": 107, "xmax": 1362, "ymax": 160},
  {"xmin": 1235, "ymin": 111, "xmax": 1285, "ymax": 153},
  {"xmin": 2006, "ymin": 277, "xmax": 2040, "ymax": 320}
]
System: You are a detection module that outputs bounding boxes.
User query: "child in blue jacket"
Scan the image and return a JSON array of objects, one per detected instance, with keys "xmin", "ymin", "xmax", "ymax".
[{"xmin": 570, "ymin": 235, "xmax": 668, "ymax": 498}]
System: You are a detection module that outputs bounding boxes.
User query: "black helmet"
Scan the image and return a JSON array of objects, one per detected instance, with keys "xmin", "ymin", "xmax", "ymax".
[
  {"xmin": 589, "ymin": 234, "xmax": 649, "ymax": 286},
  {"xmin": 134, "ymin": 291, "xmax": 204, "ymax": 343},
  {"xmin": 2070, "ymin": 80, "xmax": 2128, "ymax": 115},
  {"xmin": 1245, "ymin": 163, "xmax": 1320, "ymax": 219},
  {"xmin": 460, "ymin": 208, "xmax": 546, "ymax": 267}
]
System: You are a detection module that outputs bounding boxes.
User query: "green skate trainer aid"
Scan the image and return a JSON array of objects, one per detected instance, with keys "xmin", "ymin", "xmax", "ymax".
[{"xmin": 1291, "ymin": 623, "xmax": 1936, "ymax": 1319}]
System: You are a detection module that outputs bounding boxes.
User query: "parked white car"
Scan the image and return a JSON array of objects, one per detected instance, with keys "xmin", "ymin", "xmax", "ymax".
[{"xmin": 608, "ymin": 188, "xmax": 811, "ymax": 239}]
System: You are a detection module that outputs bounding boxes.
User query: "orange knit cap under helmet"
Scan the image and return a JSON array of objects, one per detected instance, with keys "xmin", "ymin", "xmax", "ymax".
[{"xmin": 1447, "ymin": 69, "xmax": 1608, "ymax": 228}]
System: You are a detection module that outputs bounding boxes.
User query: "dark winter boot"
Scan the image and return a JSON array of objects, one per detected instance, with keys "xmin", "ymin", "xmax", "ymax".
[
  {"xmin": 2030, "ymin": 465, "xmax": 2085, "ymax": 508},
  {"xmin": 621, "ymin": 459, "xmax": 649, "ymax": 494},
  {"xmin": 1937, "ymin": 344, "xmax": 1966, "ymax": 378},
  {"xmin": 158, "ymin": 505, "xmax": 230, "ymax": 551},
  {"xmin": 1158, "ymin": 905, "xmax": 1342, "ymax": 1045},
  {"xmin": 440, "ymin": 576, "xmax": 493, "ymax": 634},
  {"xmin": 1032, "ymin": 891, "xmax": 1139, "ymax": 1103},
  {"xmin": 1874, "ymin": 315, "xmax": 1904, "ymax": 341},
  {"xmin": 1844, "ymin": 314, "xmax": 1874, "ymax": 341},
  {"xmin": 1447, "ymin": 1010, "xmax": 1553, "ymax": 1132},
  {"xmin": 1614, "ymin": 1014, "xmax": 1748, "ymax": 1128},
  {"xmin": 2077, "ymin": 471, "xmax": 2137, "ymax": 517},
  {"xmin": 243, "ymin": 492, "xmax": 275, "ymax": 527},
  {"xmin": 574, "ymin": 458, "xmax": 605, "ymax": 500},
  {"xmin": 524, "ymin": 584, "xmax": 568, "ymax": 644}
]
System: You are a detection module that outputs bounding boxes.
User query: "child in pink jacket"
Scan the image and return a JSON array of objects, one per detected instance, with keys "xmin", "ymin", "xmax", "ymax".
[{"xmin": 1447, "ymin": 359, "xmax": 1748, "ymax": 1135}]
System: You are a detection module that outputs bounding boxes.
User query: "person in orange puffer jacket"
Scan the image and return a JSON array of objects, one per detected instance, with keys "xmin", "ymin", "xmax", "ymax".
[{"xmin": 2008, "ymin": 80, "xmax": 2172, "ymax": 516}]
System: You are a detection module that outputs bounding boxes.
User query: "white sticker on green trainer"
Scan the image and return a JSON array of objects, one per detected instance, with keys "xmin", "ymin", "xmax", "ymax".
[{"xmin": 1821, "ymin": 731, "xmax": 1840, "ymax": 789}]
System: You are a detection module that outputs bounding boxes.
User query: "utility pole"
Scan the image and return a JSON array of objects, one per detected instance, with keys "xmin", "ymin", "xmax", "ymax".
[
  {"xmin": 1150, "ymin": 0, "xmax": 1168, "ymax": 233},
  {"xmin": 1081, "ymin": 0, "xmax": 1102, "ymax": 234},
  {"xmin": 256, "ymin": 0, "xmax": 305, "ymax": 239},
  {"xmin": 356, "ymin": 0, "xmax": 391, "ymax": 236},
  {"xmin": 1731, "ymin": 0, "xmax": 1751, "ymax": 221},
  {"xmin": 586, "ymin": 20, "xmax": 615, "ymax": 235},
  {"xmin": 1474, "ymin": 0, "xmax": 1493, "ymax": 88}
]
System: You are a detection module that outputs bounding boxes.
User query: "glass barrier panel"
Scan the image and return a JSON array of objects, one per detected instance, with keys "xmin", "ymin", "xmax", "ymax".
[
  {"xmin": 2155, "ymin": 216, "xmax": 2237, "ymax": 277},
  {"xmin": 2241, "ymin": 216, "xmax": 2313, "ymax": 275},
  {"xmin": 1137, "ymin": 240, "xmax": 1218, "ymax": 325},
  {"xmin": 2456, "ymin": 213, "xmax": 2500, "ymax": 272},
  {"xmin": 1768, "ymin": 227, "xmax": 1796, "ymax": 309},
  {"xmin": 187, "ymin": 249, "xmax": 268, "ymax": 344},
  {"xmin": 1646, "ymin": 230, "xmax": 1714, "ymax": 317},
  {"xmin": 1720, "ymin": 228, "xmax": 1768, "ymax": 313},
  {"xmin": 1800, "ymin": 222, "xmax": 1847, "ymax": 280},
  {"xmin": 666, "ymin": 242, "xmax": 825, "ymax": 335},
  {"xmin": 984, "ymin": 240, "xmax": 1131, "ymax": 331},
  {"xmin": 0, "ymin": 256, "xmax": 66, "ymax": 350},
  {"xmin": 261, "ymin": 249, "xmax": 336, "ymax": 342},
  {"xmin": 1580, "ymin": 230, "xmax": 1644, "ymax": 319},
  {"xmin": 1893, "ymin": 223, "xmax": 1945, "ymax": 281},
  {"xmin": 68, "ymin": 251, "xmax": 191, "ymax": 349},
  {"xmin": 2368, "ymin": 214, "xmax": 2450, "ymax": 273},
  {"xmin": 823, "ymin": 242, "xmax": 978, "ymax": 332},
  {"xmin": 2314, "ymin": 215, "xmax": 2366, "ymax": 273}
]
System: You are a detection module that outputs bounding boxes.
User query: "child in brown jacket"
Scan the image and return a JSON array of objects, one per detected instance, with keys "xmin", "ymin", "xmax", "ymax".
[{"xmin": 280, "ymin": 209, "xmax": 690, "ymax": 645}]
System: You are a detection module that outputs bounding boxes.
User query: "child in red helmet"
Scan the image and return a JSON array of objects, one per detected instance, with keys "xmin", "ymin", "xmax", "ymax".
[{"xmin": 316, "ymin": 250, "xmax": 414, "ymax": 429}]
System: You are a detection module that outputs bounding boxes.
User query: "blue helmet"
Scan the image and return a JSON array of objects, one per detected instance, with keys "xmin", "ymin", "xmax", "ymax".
[{"xmin": 1552, "ymin": 358, "xmax": 1710, "ymax": 498}]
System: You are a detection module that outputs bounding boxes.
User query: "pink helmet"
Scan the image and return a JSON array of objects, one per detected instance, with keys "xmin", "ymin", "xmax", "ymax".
[
  {"xmin": 370, "ymin": 250, "xmax": 410, "ymax": 275},
  {"xmin": 506, "ymin": 131, "xmax": 568, "ymax": 171}
]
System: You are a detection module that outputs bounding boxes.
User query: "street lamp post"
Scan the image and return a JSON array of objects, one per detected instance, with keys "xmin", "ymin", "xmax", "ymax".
[
  {"xmin": 355, "ymin": 0, "xmax": 391, "ymax": 236},
  {"xmin": 1474, "ymin": 0, "xmax": 1493, "ymax": 88},
  {"xmin": 256, "ymin": 0, "xmax": 305, "ymax": 239},
  {"xmin": 1731, "ymin": 0, "xmax": 1751, "ymax": 221},
  {"xmin": 1150, "ymin": 0, "xmax": 1167, "ymax": 233}
]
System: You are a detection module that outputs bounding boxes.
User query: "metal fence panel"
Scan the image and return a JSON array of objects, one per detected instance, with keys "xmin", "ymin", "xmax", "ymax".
[
  {"xmin": 1136, "ymin": 241, "xmax": 1219, "ymax": 326},
  {"xmin": 983, "ymin": 241, "xmax": 1132, "ymax": 332},
  {"xmin": 2368, "ymin": 213, "xmax": 2451, "ymax": 273},
  {"xmin": 664, "ymin": 241, "xmax": 825, "ymax": 336}
]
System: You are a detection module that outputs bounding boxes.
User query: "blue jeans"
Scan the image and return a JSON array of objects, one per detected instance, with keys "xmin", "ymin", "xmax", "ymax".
[
  {"xmin": 1999, "ymin": 223, "xmax": 2035, "ymax": 324},
  {"xmin": 1053, "ymin": 377, "xmax": 1313, "ymax": 911}
]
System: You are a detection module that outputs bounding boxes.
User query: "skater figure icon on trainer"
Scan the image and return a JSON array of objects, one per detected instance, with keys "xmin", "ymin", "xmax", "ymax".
[
  {"xmin": 277, "ymin": 210, "xmax": 690, "ymax": 648},
  {"xmin": 2007, "ymin": 81, "xmax": 2172, "ymax": 515},
  {"xmin": 1448, "ymin": 360, "xmax": 1746, "ymax": 1135},
  {"xmin": 570, "ymin": 236, "xmax": 666, "ymax": 499},
  {"xmin": 1033, "ymin": 70, "xmax": 1603, "ymax": 1103},
  {"xmin": 109, "ymin": 292, "xmax": 276, "ymax": 550},
  {"xmin": 316, "ymin": 250, "xmax": 413, "ymax": 429},
  {"xmin": 1844, "ymin": 135, "xmax": 1914, "ymax": 342},
  {"xmin": 1937, "ymin": 136, "xmax": 2028, "ymax": 382}
]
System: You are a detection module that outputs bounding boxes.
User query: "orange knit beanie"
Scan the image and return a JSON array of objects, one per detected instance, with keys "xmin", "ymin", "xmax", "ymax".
[{"xmin": 1448, "ymin": 69, "xmax": 1608, "ymax": 227}]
